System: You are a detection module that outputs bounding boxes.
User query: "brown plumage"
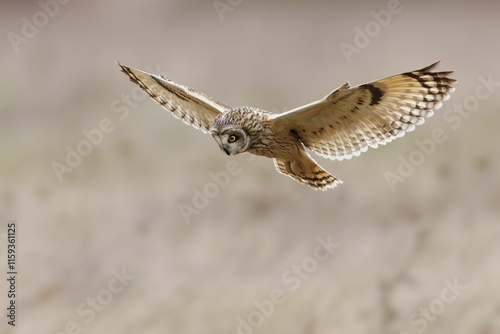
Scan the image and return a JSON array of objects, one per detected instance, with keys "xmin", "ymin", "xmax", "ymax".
[{"xmin": 118, "ymin": 61, "xmax": 456, "ymax": 190}]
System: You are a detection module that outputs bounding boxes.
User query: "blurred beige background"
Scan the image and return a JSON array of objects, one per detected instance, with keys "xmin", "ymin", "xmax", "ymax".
[{"xmin": 1, "ymin": 0, "xmax": 500, "ymax": 333}]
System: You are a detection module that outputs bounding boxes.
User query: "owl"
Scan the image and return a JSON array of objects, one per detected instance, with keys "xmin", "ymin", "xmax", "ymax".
[{"xmin": 118, "ymin": 61, "xmax": 455, "ymax": 190}]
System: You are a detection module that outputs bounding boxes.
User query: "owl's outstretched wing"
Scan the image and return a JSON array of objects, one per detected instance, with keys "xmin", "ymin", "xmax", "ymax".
[
  {"xmin": 271, "ymin": 61, "xmax": 456, "ymax": 160},
  {"xmin": 118, "ymin": 63, "xmax": 231, "ymax": 133}
]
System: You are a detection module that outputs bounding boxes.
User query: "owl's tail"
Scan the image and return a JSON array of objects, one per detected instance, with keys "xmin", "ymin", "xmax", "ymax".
[{"xmin": 273, "ymin": 156, "xmax": 342, "ymax": 191}]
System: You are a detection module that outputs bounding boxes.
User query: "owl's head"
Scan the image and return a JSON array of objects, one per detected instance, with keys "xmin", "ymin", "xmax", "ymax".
[
  {"xmin": 209, "ymin": 124, "xmax": 250, "ymax": 156},
  {"xmin": 210, "ymin": 107, "xmax": 268, "ymax": 155},
  {"xmin": 210, "ymin": 108, "xmax": 262, "ymax": 155}
]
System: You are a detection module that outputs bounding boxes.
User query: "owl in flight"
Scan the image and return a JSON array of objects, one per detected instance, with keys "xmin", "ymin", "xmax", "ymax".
[{"xmin": 118, "ymin": 61, "xmax": 455, "ymax": 190}]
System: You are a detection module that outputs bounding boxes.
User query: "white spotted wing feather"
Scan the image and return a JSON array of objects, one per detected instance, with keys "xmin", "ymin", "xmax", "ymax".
[{"xmin": 272, "ymin": 61, "xmax": 456, "ymax": 161}]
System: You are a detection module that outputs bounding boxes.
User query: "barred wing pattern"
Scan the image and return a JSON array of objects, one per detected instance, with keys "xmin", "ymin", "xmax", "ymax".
[
  {"xmin": 272, "ymin": 62, "xmax": 456, "ymax": 161},
  {"xmin": 118, "ymin": 63, "xmax": 231, "ymax": 133}
]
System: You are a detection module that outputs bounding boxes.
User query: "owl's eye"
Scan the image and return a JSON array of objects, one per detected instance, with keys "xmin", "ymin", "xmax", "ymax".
[{"xmin": 228, "ymin": 134, "xmax": 238, "ymax": 143}]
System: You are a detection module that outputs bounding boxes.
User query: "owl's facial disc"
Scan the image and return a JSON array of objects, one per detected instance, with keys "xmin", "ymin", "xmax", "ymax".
[{"xmin": 210, "ymin": 127, "xmax": 249, "ymax": 156}]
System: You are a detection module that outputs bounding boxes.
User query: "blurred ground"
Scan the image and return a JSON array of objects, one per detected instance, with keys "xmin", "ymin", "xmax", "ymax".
[{"xmin": 1, "ymin": 0, "xmax": 500, "ymax": 333}]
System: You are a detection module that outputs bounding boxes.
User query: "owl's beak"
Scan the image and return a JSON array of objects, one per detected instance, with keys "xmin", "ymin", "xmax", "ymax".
[{"xmin": 212, "ymin": 134, "xmax": 229, "ymax": 155}]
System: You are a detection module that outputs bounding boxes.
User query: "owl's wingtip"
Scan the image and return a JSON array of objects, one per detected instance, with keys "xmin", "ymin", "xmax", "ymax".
[
  {"xmin": 418, "ymin": 60, "xmax": 441, "ymax": 72},
  {"xmin": 116, "ymin": 61, "xmax": 127, "ymax": 71}
]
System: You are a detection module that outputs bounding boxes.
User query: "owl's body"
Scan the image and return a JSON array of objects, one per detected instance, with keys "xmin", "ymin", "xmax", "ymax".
[
  {"xmin": 210, "ymin": 107, "xmax": 337, "ymax": 188},
  {"xmin": 118, "ymin": 62, "xmax": 455, "ymax": 190}
]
